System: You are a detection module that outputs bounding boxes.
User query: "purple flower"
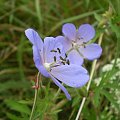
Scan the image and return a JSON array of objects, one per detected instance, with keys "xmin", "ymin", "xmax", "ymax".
[
  {"xmin": 25, "ymin": 28, "xmax": 89, "ymax": 100},
  {"xmin": 57, "ymin": 23, "xmax": 102, "ymax": 65}
]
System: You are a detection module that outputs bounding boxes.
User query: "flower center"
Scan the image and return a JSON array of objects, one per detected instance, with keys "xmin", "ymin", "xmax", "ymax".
[
  {"xmin": 71, "ymin": 41, "xmax": 85, "ymax": 58},
  {"xmin": 44, "ymin": 61, "xmax": 61, "ymax": 72},
  {"xmin": 44, "ymin": 63, "xmax": 51, "ymax": 71},
  {"xmin": 72, "ymin": 42, "xmax": 79, "ymax": 49}
]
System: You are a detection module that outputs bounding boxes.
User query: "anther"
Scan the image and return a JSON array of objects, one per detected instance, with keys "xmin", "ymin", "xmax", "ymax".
[
  {"xmin": 83, "ymin": 45, "xmax": 86, "ymax": 48},
  {"xmin": 66, "ymin": 59, "xmax": 70, "ymax": 65},
  {"xmin": 65, "ymin": 53, "xmax": 67, "ymax": 58},
  {"xmin": 57, "ymin": 48, "xmax": 61, "ymax": 54},
  {"xmin": 61, "ymin": 61, "xmax": 65, "ymax": 65},
  {"xmin": 60, "ymin": 56, "xmax": 65, "ymax": 61},
  {"xmin": 50, "ymin": 50, "xmax": 57, "ymax": 52},
  {"xmin": 54, "ymin": 56, "xmax": 56, "ymax": 62},
  {"xmin": 80, "ymin": 37, "xmax": 84, "ymax": 39},
  {"xmin": 83, "ymin": 42, "xmax": 86, "ymax": 44}
]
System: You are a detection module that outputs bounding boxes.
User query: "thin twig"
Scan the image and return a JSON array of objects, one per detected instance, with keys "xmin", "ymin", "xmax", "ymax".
[{"xmin": 75, "ymin": 33, "xmax": 104, "ymax": 120}]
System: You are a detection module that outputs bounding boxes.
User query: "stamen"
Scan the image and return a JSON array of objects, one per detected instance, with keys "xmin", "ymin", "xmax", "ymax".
[
  {"xmin": 72, "ymin": 44, "xmax": 73, "ymax": 47},
  {"xmin": 80, "ymin": 37, "xmax": 84, "ymax": 39},
  {"xmin": 60, "ymin": 56, "xmax": 65, "ymax": 61},
  {"xmin": 60, "ymin": 56, "xmax": 63, "ymax": 60},
  {"xmin": 78, "ymin": 37, "xmax": 83, "ymax": 40},
  {"xmin": 61, "ymin": 61, "xmax": 65, "ymax": 65},
  {"xmin": 54, "ymin": 56, "xmax": 56, "ymax": 62},
  {"xmin": 66, "ymin": 59, "xmax": 70, "ymax": 65},
  {"xmin": 65, "ymin": 53, "xmax": 67, "ymax": 58},
  {"xmin": 83, "ymin": 45, "xmax": 86, "ymax": 48},
  {"xmin": 82, "ymin": 42, "xmax": 86, "ymax": 48},
  {"xmin": 57, "ymin": 48, "xmax": 61, "ymax": 54},
  {"xmin": 50, "ymin": 50, "xmax": 57, "ymax": 52}
]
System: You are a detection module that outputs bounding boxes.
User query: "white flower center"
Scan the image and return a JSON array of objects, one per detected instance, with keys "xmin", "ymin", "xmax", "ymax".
[
  {"xmin": 72, "ymin": 42, "xmax": 78, "ymax": 49},
  {"xmin": 44, "ymin": 63, "xmax": 51, "ymax": 71}
]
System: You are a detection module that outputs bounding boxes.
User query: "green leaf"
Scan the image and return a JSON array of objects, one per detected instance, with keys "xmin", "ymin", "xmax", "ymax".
[
  {"xmin": 6, "ymin": 113, "xmax": 22, "ymax": 120},
  {"xmin": 0, "ymin": 80, "xmax": 30, "ymax": 92},
  {"xmin": 6, "ymin": 113, "xmax": 28, "ymax": 120},
  {"xmin": 94, "ymin": 13, "xmax": 102, "ymax": 21},
  {"xmin": 112, "ymin": 15, "xmax": 120, "ymax": 24},
  {"xmin": 5, "ymin": 99, "xmax": 31, "ymax": 115},
  {"xmin": 93, "ymin": 87, "xmax": 101, "ymax": 107}
]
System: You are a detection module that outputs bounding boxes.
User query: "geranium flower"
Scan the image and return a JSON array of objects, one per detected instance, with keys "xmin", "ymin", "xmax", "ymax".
[
  {"xmin": 25, "ymin": 28, "xmax": 89, "ymax": 100},
  {"xmin": 57, "ymin": 23, "xmax": 102, "ymax": 65}
]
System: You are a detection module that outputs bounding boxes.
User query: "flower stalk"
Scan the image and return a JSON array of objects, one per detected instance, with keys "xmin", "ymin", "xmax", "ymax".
[
  {"xmin": 29, "ymin": 72, "xmax": 41, "ymax": 120},
  {"xmin": 75, "ymin": 33, "xmax": 104, "ymax": 120}
]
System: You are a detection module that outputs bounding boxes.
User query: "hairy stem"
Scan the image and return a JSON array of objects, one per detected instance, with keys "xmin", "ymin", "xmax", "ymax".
[
  {"xmin": 29, "ymin": 72, "xmax": 41, "ymax": 120},
  {"xmin": 75, "ymin": 33, "xmax": 104, "ymax": 120}
]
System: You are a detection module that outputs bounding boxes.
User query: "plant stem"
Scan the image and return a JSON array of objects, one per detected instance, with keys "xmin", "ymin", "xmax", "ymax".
[
  {"xmin": 29, "ymin": 72, "xmax": 40, "ymax": 120},
  {"xmin": 75, "ymin": 33, "xmax": 104, "ymax": 120}
]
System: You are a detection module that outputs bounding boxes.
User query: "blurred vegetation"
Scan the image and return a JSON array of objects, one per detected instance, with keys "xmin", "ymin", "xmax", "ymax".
[{"xmin": 0, "ymin": 0, "xmax": 120, "ymax": 120}]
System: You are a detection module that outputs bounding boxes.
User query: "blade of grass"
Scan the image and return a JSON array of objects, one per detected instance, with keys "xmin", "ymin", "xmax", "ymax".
[{"xmin": 35, "ymin": 0, "xmax": 43, "ymax": 27}]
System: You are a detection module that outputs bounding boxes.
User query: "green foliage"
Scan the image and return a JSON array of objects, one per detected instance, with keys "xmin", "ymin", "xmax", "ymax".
[
  {"xmin": 0, "ymin": 0, "xmax": 120, "ymax": 120},
  {"xmin": 5, "ymin": 99, "xmax": 30, "ymax": 115}
]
